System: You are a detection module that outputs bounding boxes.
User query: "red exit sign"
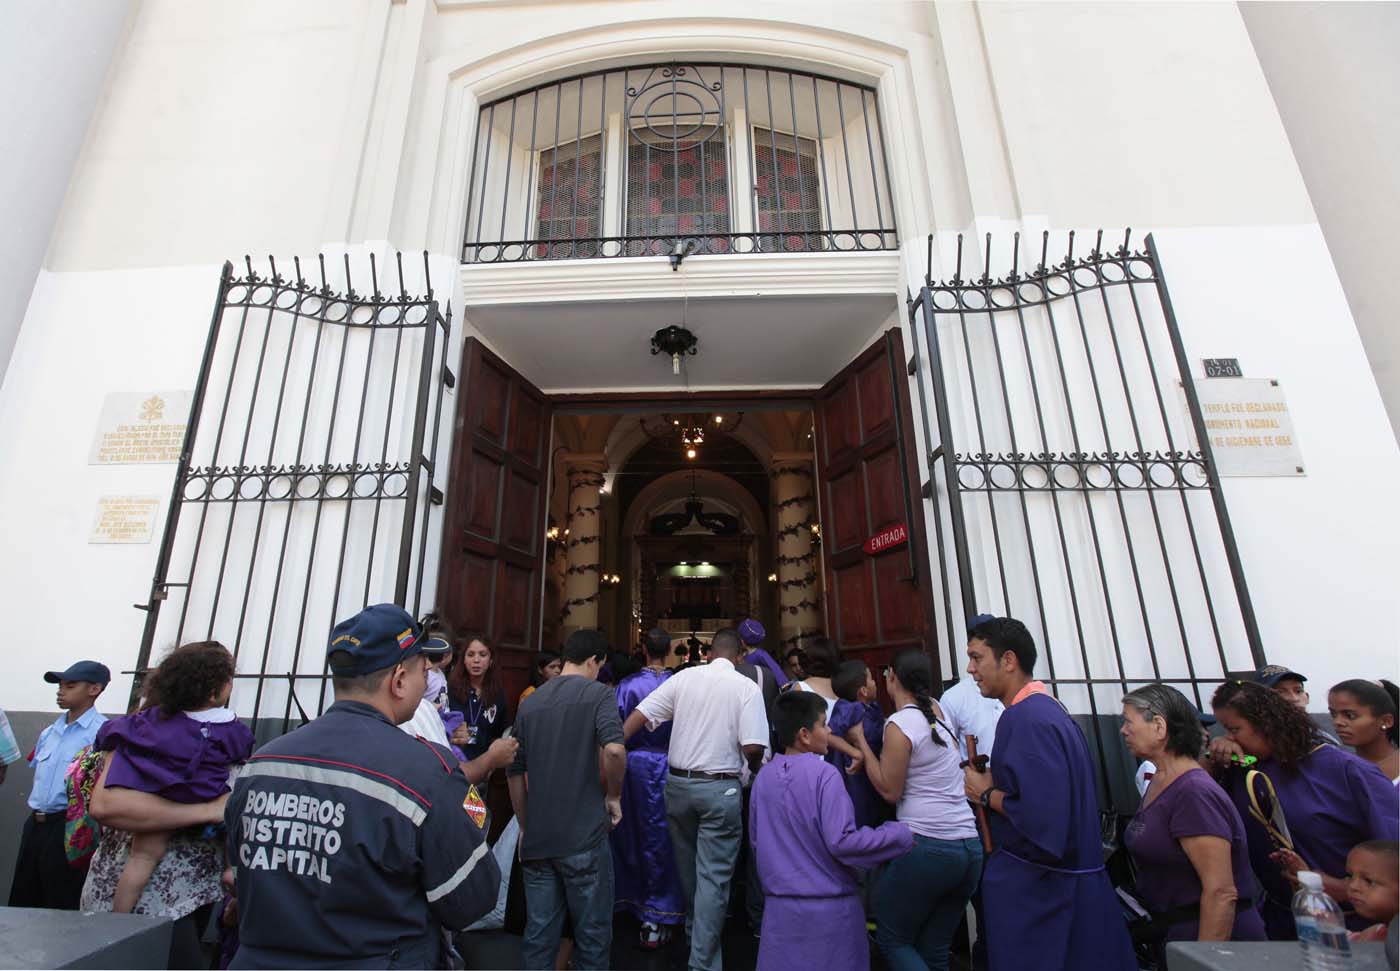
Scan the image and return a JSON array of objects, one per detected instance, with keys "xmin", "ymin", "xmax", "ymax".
[{"xmin": 864, "ymin": 522, "xmax": 908, "ymax": 555}]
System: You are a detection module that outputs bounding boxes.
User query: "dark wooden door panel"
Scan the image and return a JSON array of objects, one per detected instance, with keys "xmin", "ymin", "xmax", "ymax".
[
  {"xmin": 815, "ymin": 328, "xmax": 939, "ymax": 681},
  {"xmin": 439, "ymin": 338, "xmax": 551, "ymax": 703}
]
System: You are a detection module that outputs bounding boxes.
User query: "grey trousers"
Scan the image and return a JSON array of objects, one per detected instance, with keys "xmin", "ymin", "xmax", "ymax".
[{"xmin": 665, "ymin": 775, "xmax": 743, "ymax": 971}]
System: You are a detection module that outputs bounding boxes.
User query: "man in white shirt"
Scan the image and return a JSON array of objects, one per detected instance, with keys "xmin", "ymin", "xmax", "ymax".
[
  {"xmin": 623, "ymin": 627, "xmax": 768, "ymax": 971},
  {"xmin": 939, "ymin": 615, "xmax": 1006, "ymax": 764}
]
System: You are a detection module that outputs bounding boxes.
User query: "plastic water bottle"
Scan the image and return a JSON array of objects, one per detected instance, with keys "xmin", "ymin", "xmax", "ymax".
[{"xmin": 1294, "ymin": 870, "xmax": 1352, "ymax": 969}]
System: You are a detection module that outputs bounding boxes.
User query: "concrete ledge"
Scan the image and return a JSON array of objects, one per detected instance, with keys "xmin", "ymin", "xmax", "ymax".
[
  {"xmin": 0, "ymin": 907, "xmax": 172, "ymax": 970},
  {"xmin": 1165, "ymin": 940, "xmax": 1391, "ymax": 970}
]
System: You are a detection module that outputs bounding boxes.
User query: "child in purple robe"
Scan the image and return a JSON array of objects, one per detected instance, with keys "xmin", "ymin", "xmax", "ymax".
[
  {"xmin": 96, "ymin": 641, "xmax": 254, "ymax": 913},
  {"xmin": 829, "ymin": 660, "xmax": 889, "ymax": 828},
  {"xmin": 749, "ymin": 691, "xmax": 912, "ymax": 971}
]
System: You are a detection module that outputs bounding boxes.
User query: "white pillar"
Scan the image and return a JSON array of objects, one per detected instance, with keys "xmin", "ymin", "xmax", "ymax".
[
  {"xmin": 772, "ymin": 451, "xmax": 822, "ymax": 648},
  {"xmin": 562, "ymin": 453, "xmax": 607, "ymax": 636}
]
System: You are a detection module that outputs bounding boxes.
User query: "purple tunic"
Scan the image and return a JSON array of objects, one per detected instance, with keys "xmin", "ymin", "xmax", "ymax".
[
  {"xmin": 97, "ymin": 708, "xmax": 254, "ymax": 803},
  {"xmin": 1124, "ymin": 768, "xmax": 1266, "ymax": 943},
  {"xmin": 984, "ymin": 693, "xmax": 1136, "ymax": 971},
  {"xmin": 744, "ymin": 648, "xmax": 789, "ymax": 688},
  {"xmin": 1221, "ymin": 743, "xmax": 1399, "ymax": 938},
  {"xmin": 749, "ymin": 753, "xmax": 912, "ymax": 971},
  {"xmin": 609, "ymin": 668, "xmax": 685, "ymax": 925},
  {"xmin": 827, "ymin": 699, "xmax": 888, "ymax": 828}
]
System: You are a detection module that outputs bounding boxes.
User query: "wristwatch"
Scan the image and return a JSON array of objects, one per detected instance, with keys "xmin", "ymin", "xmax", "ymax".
[{"xmin": 979, "ymin": 787, "xmax": 996, "ymax": 809}]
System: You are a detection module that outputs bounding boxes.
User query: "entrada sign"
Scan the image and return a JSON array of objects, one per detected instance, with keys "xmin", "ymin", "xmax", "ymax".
[{"xmin": 864, "ymin": 523, "xmax": 909, "ymax": 555}]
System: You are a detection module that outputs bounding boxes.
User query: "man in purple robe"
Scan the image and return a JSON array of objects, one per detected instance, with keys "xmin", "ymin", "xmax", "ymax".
[
  {"xmin": 738, "ymin": 619, "xmax": 788, "ymax": 688},
  {"xmin": 961, "ymin": 617, "xmax": 1136, "ymax": 971},
  {"xmin": 609, "ymin": 628, "xmax": 685, "ymax": 948},
  {"xmin": 750, "ymin": 691, "xmax": 912, "ymax": 971}
]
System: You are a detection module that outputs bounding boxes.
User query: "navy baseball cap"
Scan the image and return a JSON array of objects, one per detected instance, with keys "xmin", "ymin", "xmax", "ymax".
[
  {"xmin": 327, "ymin": 604, "xmax": 423, "ymax": 677},
  {"xmin": 738, "ymin": 619, "xmax": 765, "ymax": 646},
  {"xmin": 419, "ymin": 633, "xmax": 453, "ymax": 657},
  {"xmin": 1255, "ymin": 664, "xmax": 1306, "ymax": 688},
  {"xmin": 966, "ymin": 613, "xmax": 997, "ymax": 636},
  {"xmin": 44, "ymin": 661, "xmax": 111, "ymax": 685}
]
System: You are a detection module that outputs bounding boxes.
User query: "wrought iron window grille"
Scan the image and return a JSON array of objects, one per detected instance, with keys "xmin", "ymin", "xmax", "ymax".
[{"xmin": 462, "ymin": 62, "xmax": 897, "ymax": 263}]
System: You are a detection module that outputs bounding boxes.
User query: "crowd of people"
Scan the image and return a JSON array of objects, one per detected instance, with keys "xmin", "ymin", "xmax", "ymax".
[{"xmin": 2, "ymin": 606, "xmax": 1397, "ymax": 971}]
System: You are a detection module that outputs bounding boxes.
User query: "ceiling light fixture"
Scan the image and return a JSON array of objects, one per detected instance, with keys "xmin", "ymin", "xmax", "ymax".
[{"xmin": 650, "ymin": 325, "xmax": 698, "ymax": 376}]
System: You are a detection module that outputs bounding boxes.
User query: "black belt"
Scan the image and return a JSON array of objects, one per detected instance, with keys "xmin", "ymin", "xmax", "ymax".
[
  {"xmin": 669, "ymin": 767, "xmax": 739, "ymax": 781},
  {"xmin": 31, "ymin": 811, "xmax": 63, "ymax": 824}
]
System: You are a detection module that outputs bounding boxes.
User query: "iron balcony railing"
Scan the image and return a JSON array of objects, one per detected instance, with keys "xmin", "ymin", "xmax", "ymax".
[{"xmin": 461, "ymin": 63, "xmax": 898, "ymax": 263}]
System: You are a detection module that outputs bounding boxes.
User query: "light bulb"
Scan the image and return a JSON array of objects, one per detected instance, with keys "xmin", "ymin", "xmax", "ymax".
[
  {"xmin": 686, "ymin": 448, "xmax": 697, "ymax": 459},
  {"xmin": 714, "ymin": 416, "xmax": 723, "ymax": 425},
  {"xmin": 672, "ymin": 353, "xmax": 681, "ymax": 375}
]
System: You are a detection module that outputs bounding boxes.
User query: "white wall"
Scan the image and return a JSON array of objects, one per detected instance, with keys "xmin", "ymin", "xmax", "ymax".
[
  {"xmin": 2, "ymin": 1, "xmax": 1396, "ymax": 714},
  {"xmin": 0, "ymin": 0, "xmax": 131, "ymax": 383},
  {"xmin": 1240, "ymin": 1, "xmax": 1400, "ymax": 442}
]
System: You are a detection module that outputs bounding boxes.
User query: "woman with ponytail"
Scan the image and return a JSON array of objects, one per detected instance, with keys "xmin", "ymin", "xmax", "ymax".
[
  {"xmin": 1329, "ymin": 679, "xmax": 1399, "ymax": 783},
  {"xmin": 847, "ymin": 649, "xmax": 981, "ymax": 970}
]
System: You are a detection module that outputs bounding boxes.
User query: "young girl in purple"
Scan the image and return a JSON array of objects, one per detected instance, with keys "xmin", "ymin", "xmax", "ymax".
[
  {"xmin": 829, "ymin": 660, "xmax": 889, "ymax": 828},
  {"xmin": 1120, "ymin": 684, "xmax": 1265, "ymax": 958},
  {"xmin": 96, "ymin": 641, "xmax": 254, "ymax": 913},
  {"xmin": 1209, "ymin": 680, "xmax": 1399, "ymax": 939}
]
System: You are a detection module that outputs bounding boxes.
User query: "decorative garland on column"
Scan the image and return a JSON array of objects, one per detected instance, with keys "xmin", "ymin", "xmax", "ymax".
[
  {"xmin": 778, "ymin": 571, "xmax": 818, "ymax": 589},
  {"xmin": 559, "ymin": 591, "xmax": 602, "ymax": 619},
  {"xmin": 774, "ymin": 551, "xmax": 818, "ymax": 566},
  {"xmin": 566, "ymin": 534, "xmax": 600, "ymax": 549},
  {"xmin": 780, "ymin": 598, "xmax": 822, "ymax": 615},
  {"xmin": 769, "ymin": 466, "xmax": 813, "ymax": 481},
  {"xmin": 565, "ymin": 563, "xmax": 602, "ymax": 576},
  {"xmin": 777, "ymin": 517, "xmax": 816, "ymax": 539},
  {"xmin": 775, "ymin": 493, "xmax": 813, "ymax": 509}
]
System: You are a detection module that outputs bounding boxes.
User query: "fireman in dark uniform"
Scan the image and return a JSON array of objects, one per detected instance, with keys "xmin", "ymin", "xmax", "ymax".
[{"xmin": 225, "ymin": 604, "xmax": 501, "ymax": 968}]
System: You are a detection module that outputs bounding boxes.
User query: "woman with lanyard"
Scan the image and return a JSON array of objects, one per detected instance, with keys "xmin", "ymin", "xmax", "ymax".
[
  {"xmin": 1120, "ymin": 684, "xmax": 1265, "ymax": 960},
  {"xmin": 447, "ymin": 635, "xmax": 509, "ymax": 763},
  {"xmin": 848, "ymin": 649, "xmax": 982, "ymax": 971},
  {"xmin": 1208, "ymin": 679, "xmax": 1398, "ymax": 939}
]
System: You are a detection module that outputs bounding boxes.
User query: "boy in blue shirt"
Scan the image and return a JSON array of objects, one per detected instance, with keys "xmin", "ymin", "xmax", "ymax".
[{"xmin": 8, "ymin": 660, "xmax": 109, "ymax": 909}]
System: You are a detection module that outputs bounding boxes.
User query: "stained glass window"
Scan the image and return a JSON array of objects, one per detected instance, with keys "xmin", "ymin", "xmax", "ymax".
[
  {"xmin": 625, "ymin": 125, "xmax": 731, "ymax": 256},
  {"xmin": 752, "ymin": 128, "xmax": 823, "ymax": 253},
  {"xmin": 534, "ymin": 133, "xmax": 603, "ymax": 258}
]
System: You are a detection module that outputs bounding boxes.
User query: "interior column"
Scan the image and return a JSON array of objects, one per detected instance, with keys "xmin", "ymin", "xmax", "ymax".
[
  {"xmin": 562, "ymin": 453, "xmax": 606, "ymax": 637},
  {"xmin": 772, "ymin": 451, "xmax": 822, "ymax": 650}
]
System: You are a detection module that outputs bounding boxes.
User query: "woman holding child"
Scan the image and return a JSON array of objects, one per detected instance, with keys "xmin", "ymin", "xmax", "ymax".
[{"xmin": 849, "ymin": 649, "xmax": 983, "ymax": 971}]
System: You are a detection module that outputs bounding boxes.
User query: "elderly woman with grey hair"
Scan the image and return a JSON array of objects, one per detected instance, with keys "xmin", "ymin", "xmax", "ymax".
[{"xmin": 1119, "ymin": 684, "xmax": 1266, "ymax": 955}]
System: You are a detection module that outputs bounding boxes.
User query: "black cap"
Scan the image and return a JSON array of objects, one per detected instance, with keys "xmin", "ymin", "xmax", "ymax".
[
  {"xmin": 327, "ymin": 604, "xmax": 423, "ymax": 677},
  {"xmin": 1255, "ymin": 664, "xmax": 1306, "ymax": 688},
  {"xmin": 44, "ymin": 661, "xmax": 112, "ymax": 685}
]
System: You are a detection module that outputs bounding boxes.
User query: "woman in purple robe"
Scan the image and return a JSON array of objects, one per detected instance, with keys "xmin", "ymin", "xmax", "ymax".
[
  {"xmin": 750, "ymin": 691, "xmax": 912, "ymax": 971},
  {"xmin": 609, "ymin": 632, "xmax": 685, "ymax": 948},
  {"xmin": 1209, "ymin": 680, "xmax": 1400, "ymax": 939}
]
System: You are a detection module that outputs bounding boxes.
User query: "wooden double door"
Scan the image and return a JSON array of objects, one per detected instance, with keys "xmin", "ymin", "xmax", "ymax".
[{"xmin": 437, "ymin": 328, "xmax": 939, "ymax": 703}]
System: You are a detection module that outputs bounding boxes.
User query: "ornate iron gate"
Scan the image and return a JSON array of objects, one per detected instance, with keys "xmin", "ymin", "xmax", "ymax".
[
  {"xmin": 134, "ymin": 253, "xmax": 452, "ymax": 733},
  {"xmin": 908, "ymin": 232, "xmax": 1265, "ymax": 800}
]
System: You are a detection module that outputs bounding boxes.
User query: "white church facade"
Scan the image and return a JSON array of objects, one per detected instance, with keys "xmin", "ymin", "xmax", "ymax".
[{"xmin": 1, "ymin": 2, "xmax": 1397, "ymax": 849}]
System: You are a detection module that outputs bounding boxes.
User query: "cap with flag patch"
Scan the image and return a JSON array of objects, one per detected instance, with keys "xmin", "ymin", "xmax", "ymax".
[{"xmin": 327, "ymin": 603, "xmax": 423, "ymax": 677}]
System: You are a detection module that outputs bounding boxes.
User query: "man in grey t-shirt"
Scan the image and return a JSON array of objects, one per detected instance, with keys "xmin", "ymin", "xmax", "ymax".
[{"xmin": 507, "ymin": 630, "xmax": 625, "ymax": 970}]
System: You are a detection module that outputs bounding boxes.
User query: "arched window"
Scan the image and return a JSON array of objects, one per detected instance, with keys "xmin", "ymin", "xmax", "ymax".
[{"xmin": 462, "ymin": 63, "xmax": 896, "ymax": 263}]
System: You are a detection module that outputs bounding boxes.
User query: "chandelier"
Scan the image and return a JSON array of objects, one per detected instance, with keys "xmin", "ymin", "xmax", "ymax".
[{"xmin": 640, "ymin": 412, "xmax": 744, "ymax": 460}]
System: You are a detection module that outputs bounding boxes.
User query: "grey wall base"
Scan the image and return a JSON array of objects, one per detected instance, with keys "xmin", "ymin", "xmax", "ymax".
[
  {"xmin": 1166, "ymin": 941, "xmax": 1391, "ymax": 970},
  {"xmin": 0, "ymin": 907, "xmax": 171, "ymax": 969}
]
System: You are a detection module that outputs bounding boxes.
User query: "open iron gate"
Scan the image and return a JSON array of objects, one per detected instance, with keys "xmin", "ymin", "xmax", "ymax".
[
  {"xmin": 134, "ymin": 253, "xmax": 451, "ymax": 734},
  {"xmin": 908, "ymin": 231, "xmax": 1266, "ymax": 804}
]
